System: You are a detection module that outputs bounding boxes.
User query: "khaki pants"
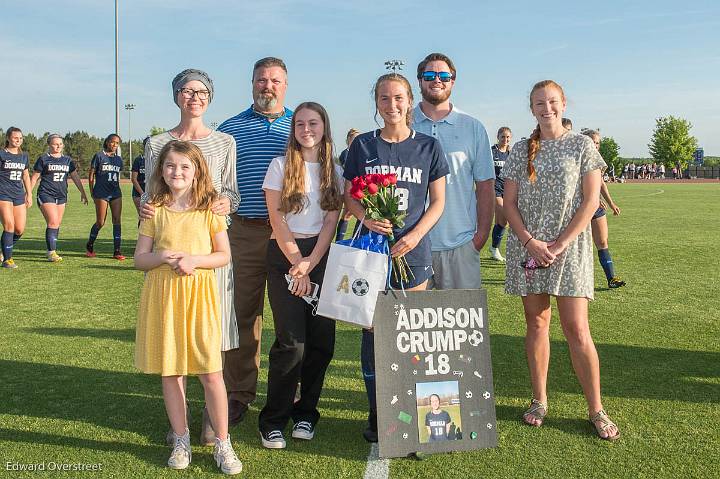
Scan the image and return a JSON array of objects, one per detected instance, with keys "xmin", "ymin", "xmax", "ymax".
[{"xmin": 223, "ymin": 219, "xmax": 272, "ymax": 405}]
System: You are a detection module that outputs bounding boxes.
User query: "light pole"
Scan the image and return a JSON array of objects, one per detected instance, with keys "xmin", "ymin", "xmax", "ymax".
[
  {"xmin": 384, "ymin": 59, "xmax": 405, "ymax": 73},
  {"xmin": 115, "ymin": 0, "xmax": 120, "ymax": 136},
  {"xmin": 125, "ymin": 103, "xmax": 135, "ymax": 160}
]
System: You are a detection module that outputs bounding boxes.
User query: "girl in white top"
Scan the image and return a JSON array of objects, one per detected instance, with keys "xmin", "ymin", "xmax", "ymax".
[{"xmin": 258, "ymin": 102, "xmax": 343, "ymax": 449}]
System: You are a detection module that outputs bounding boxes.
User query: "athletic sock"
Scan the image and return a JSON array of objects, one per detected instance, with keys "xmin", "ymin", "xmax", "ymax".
[
  {"xmin": 87, "ymin": 224, "xmax": 100, "ymax": 251},
  {"xmin": 335, "ymin": 219, "xmax": 348, "ymax": 242},
  {"xmin": 113, "ymin": 224, "xmax": 122, "ymax": 252},
  {"xmin": 2, "ymin": 231, "xmax": 14, "ymax": 261},
  {"xmin": 491, "ymin": 224, "xmax": 506, "ymax": 249},
  {"xmin": 12, "ymin": 233, "xmax": 22, "ymax": 245},
  {"xmin": 46, "ymin": 228, "xmax": 59, "ymax": 252},
  {"xmin": 598, "ymin": 248, "xmax": 616, "ymax": 281}
]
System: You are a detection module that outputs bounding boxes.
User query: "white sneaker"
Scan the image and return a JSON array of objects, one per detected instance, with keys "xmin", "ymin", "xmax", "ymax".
[
  {"xmin": 291, "ymin": 420, "xmax": 315, "ymax": 440},
  {"xmin": 214, "ymin": 436, "xmax": 243, "ymax": 475},
  {"xmin": 167, "ymin": 429, "xmax": 191, "ymax": 470},
  {"xmin": 489, "ymin": 247, "xmax": 506, "ymax": 262}
]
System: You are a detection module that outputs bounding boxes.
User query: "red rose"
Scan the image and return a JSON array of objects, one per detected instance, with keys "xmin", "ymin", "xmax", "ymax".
[
  {"xmin": 372, "ymin": 174, "xmax": 384, "ymax": 185},
  {"xmin": 364, "ymin": 174, "xmax": 376, "ymax": 185},
  {"xmin": 350, "ymin": 187, "xmax": 365, "ymax": 200},
  {"xmin": 387, "ymin": 174, "xmax": 398, "ymax": 185},
  {"xmin": 367, "ymin": 183, "xmax": 379, "ymax": 195},
  {"xmin": 381, "ymin": 176, "xmax": 391, "ymax": 187}
]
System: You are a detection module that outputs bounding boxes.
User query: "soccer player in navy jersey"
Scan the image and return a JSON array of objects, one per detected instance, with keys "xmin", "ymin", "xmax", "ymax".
[
  {"xmin": 0, "ymin": 127, "xmax": 32, "ymax": 269},
  {"xmin": 424, "ymin": 394, "xmax": 451, "ymax": 442},
  {"xmin": 30, "ymin": 134, "xmax": 88, "ymax": 262},
  {"xmin": 86, "ymin": 133, "xmax": 125, "ymax": 260},
  {"xmin": 343, "ymin": 73, "xmax": 448, "ymax": 442},
  {"xmin": 131, "ymin": 137, "xmax": 149, "ymax": 217},
  {"xmin": 489, "ymin": 127, "xmax": 512, "ymax": 262}
]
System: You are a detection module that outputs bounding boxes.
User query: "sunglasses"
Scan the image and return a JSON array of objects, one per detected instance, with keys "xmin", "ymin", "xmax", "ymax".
[{"xmin": 421, "ymin": 71, "xmax": 453, "ymax": 82}]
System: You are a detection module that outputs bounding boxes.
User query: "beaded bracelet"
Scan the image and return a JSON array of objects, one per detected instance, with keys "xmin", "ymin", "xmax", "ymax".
[{"xmin": 523, "ymin": 236, "xmax": 534, "ymax": 248}]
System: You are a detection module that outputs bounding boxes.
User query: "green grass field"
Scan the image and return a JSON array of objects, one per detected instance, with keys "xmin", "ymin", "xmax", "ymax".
[{"xmin": 1, "ymin": 183, "xmax": 718, "ymax": 478}]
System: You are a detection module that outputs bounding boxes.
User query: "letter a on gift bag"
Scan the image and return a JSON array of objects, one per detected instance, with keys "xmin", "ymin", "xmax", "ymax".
[{"xmin": 317, "ymin": 230, "xmax": 389, "ymax": 328}]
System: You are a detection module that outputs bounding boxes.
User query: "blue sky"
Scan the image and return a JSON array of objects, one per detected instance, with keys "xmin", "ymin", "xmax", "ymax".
[{"xmin": 6, "ymin": 1, "xmax": 719, "ymax": 157}]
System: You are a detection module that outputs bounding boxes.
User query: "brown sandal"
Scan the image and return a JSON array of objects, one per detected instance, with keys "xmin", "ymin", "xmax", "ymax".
[
  {"xmin": 589, "ymin": 409, "xmax": 621, "ymax": 441},
  {"xmin": 522, "ymin": 399, "xmax": 547, "ymax": 427}
]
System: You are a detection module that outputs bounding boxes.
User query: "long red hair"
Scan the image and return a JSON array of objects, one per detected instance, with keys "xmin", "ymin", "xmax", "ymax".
[{"xmin": 527, "ymin": 80, "xmax": 566, "ymax": 182}]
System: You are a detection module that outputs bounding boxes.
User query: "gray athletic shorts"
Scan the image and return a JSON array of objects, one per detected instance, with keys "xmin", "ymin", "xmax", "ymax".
[{"xmin": 428, "ymin": 240, "xmax": 482, "ymax": 290}]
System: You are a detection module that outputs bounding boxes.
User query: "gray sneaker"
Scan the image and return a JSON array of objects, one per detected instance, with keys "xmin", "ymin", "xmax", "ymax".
[
  {"xmin": 166, "ymin": 404, "xmax": 192, "ymax": 447},
  {"xmin": 167, "ymin": 429, "xmax": 191, "ymax": 470},
  {"xmin": 214, "ymin": 436, "xmax": 243, "ymax": 475}
]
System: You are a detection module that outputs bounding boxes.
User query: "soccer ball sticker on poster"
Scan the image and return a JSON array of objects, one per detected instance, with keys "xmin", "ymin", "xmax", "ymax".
[{"xmin": 373, "ymin": 289, "xmax": 497, "ymax": 458}]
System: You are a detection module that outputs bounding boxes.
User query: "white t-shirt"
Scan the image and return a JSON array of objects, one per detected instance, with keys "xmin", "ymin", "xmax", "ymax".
[{"xmin": 262, "ymin": 156, "xmax": 344, "ymax": 235}]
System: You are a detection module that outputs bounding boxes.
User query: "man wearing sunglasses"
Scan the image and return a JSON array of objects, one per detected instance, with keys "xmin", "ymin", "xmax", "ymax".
[{"xmin": 412, "ymin": 53, "xmax": 495, "ymax": 290}]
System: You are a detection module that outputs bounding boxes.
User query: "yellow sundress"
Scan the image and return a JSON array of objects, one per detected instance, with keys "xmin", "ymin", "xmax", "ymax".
[{"xmin": 134, "ymin": 206, "xmax": 227, "ymax": 376}]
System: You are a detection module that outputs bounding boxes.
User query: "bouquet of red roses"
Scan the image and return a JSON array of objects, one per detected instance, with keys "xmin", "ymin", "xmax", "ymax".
[{"xmin": 349, "ymin": 173, "xmax": 414, "ymax": 284}]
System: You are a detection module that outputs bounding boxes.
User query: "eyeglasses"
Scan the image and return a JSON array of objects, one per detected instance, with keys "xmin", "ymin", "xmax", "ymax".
[
  {"xmin": 421, "ymin": 71, "xmax": 453, "ymax": 82},
  {"xmin": 177, "ymin": 88, "xmax": 210, "ymax": 100}
]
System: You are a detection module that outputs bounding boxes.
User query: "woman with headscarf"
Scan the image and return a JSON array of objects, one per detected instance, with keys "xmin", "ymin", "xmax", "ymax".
[{"xmin": 140, "ymin": 69, "xmax": 240, "ymax": 446}]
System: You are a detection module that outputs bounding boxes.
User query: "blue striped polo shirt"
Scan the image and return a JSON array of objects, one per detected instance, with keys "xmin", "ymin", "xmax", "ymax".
[{"xmin": 218, "ymin": 105, "xmax": 293, "ymax": 218}]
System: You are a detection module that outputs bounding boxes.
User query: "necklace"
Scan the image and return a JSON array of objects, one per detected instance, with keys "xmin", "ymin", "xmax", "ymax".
[{"xmin": 252, "ymin": 105, "xmax": 284, "ymax": 120}]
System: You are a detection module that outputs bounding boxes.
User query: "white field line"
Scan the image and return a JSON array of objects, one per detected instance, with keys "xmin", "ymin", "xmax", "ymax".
[
  {"xmin": 626, "ymin": 189, "xmax": 665, "ymax": 197},
  {"xmin": 363, "ymin": 443, "xmax": 389, "ymax": 479}
]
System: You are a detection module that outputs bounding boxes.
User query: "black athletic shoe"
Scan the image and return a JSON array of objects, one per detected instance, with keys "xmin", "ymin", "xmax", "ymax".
[
  {"xmin": 608, "ymin": 277, "xmax": 626, "ymax": 289},
  {"xmin": 362, "ymin": 427, "xmax": 378, "ymax": 443},
  {"xmin": 291, "ymin": 420, "xmax": 315, "ymax": 440}
]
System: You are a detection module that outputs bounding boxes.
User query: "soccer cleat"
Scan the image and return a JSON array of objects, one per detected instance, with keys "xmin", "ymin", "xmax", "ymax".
[
  {"xmin": 112, "ymin": 251, "xmax": 126, "ymax": 261},
  {"xmin": 2, "ymin": 259, "xmax": 18, "ymax": 269},
  {"xmin": 608, "ymin": 277, "xmax": 626, "ymax": 289},
  {"xmin": 260, "ymin": 430, "xmax": 286, "ymax": 449},
  {"xmin": 489, "ymin": 246, "xmax": 506, "ymax": 262},
  {"xmin": 213, "ymin": 436, "xmax": 243, "ymax": 475},
  {"xmin": 47, "ymin": 251, "xmax": 63, "ymax": 263},
  {"xmin": 291, "ymin": 420, "xmax": 315, "ymax": 440},
  {"xmin": 167, "ymin": 429, "xmax": 191, "ymax": 470}
]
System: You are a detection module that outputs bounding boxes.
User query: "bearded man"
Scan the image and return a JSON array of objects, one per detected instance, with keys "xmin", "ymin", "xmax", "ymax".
[
  {"xmin": 412, "ymin": 53, "xmax": 495, "ymax": 289},
  {"xmin": 218, "ymin": 57, "xmax": 293, "ymax": 426}
]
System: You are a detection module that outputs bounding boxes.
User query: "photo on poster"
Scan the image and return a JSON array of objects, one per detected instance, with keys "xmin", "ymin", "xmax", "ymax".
[{"xmin": 416, "ymin": 381, "xmax": 462, "ymax": 443}]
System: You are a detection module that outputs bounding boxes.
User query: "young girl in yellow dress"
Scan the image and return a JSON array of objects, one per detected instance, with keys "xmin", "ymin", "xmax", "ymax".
[{"xmin": 134, "ymin": 140, "xmax": 243, "ymax": 474}]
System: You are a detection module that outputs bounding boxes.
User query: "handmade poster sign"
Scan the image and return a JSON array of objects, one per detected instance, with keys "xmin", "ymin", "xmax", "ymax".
[{"xmin": 373, "ymin": 289, "xmax": 497, "ymax": 458}]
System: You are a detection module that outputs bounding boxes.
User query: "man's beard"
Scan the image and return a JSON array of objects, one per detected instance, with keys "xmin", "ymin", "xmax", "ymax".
[
  {"xmin": 422, "ymin": 87, "xmax": 451, "ymax": 105},
  {"xmin": 255, "ymin": 91, "xmax": 278, "ymax": 111}
]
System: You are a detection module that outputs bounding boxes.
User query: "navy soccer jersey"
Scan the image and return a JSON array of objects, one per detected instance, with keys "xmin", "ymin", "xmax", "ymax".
[
  {"xmin": 131, "ymin": 155, "xmax": 146, "ymax": 197},
  {"xmin": 425, "ymin": 410, "xmax": 451, "ymax": 441},
  {"xmin": 343, "ymin": 130, "xmax": 449, "ymax": 266},
  {"xmin": 492, "ymin": 145, "xmax": 510, "ymax": 194},
  {"xmin": 0, "ymin": 150, "xmax": 29, "ymax": 200},
  {"xmin": 34, "ymin": 154, "xmax": 76, "ymax": 200},
  {"xmin": 90, "ymin": 151, "xmax": 123, "ymax": 199}
]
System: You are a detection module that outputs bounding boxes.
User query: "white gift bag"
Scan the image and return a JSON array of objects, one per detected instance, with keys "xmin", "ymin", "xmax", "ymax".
[{"xmin": 317, "ymin": 234, "xmax": 389, "ymax": 328}]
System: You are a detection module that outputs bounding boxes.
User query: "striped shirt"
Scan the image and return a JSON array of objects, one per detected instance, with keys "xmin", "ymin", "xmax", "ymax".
[{"xmin": 218, "ymin": 106, "xmax": 293, "ymax": 218}]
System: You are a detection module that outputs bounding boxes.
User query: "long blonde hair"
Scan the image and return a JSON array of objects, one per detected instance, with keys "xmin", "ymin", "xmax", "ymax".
[
  {"xmin": 527, "ymin": 80, "xmax": 566, "ymax": 183},
  {"xmin": 280, "ymin": 102, "xmax": 342, "ymax": 214},
  {"xmin": 148, "ymin": 140, "xmax": 218, "ymax": 210}
]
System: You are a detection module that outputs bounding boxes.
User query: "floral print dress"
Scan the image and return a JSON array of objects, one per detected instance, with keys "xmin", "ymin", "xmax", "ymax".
[{"xmin": 501, "ymin": 131, "xmax": 606, "ymax": 300}]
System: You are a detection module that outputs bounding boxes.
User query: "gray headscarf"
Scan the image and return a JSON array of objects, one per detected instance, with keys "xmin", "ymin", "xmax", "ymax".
[{"xmin": 172, "ymin": 69, "xmax": 214, "ymax": 105}]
